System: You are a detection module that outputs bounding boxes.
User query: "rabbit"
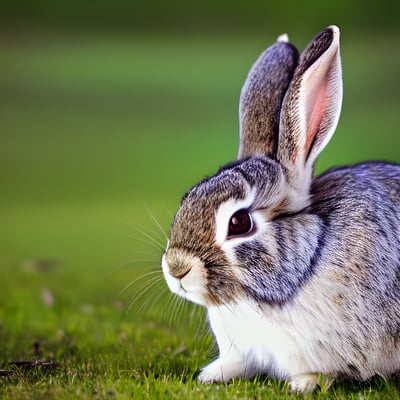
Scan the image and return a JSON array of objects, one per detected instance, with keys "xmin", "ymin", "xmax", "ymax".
[{"xmin": 161, "ymin": 25, "xmax": 400, "ymax": 393}]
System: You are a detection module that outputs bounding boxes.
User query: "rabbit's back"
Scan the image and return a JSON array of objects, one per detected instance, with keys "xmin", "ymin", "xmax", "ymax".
[
  {"xmin": 311, "ymin": 161, "xmax": 400, "ymax": 293},
  {"xmin": 311, "ymin": 162, "xmax": 400, "ymax": 247},
  {"xmin": 303, "ymin": 161, "xmax": 400, "ymax": 379}
]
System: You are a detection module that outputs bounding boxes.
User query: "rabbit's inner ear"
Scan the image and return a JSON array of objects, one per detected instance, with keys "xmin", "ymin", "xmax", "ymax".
[
  {"xmin": 303, "ymin": 76, "xmax": 329, "ymax": 161},
  {"xmin": 299, "ymin": 48, "xmax": 341, "ymax": 165}
]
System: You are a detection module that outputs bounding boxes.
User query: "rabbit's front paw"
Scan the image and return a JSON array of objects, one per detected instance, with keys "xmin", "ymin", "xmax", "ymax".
[
  {"xmin": 198, "ymin": 357, "xmax": 244, "ymax": 383},
  {"xmin": 288, "ymin": 373, "xmax": 319, "ymax": 393},
  {"xmin": 198, "ymin": 360, "xmax": 226, "ymax": 383}
]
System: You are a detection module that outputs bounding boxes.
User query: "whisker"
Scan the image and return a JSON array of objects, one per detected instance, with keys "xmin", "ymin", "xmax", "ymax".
[
  {"xmin": 168, "ymin": 294, "xmax": 186, "ymax": 327},
  {"xmin": 166, "ymin": 293, "xmax": 188, "ymax": 327},
  {"xmin": 216, "ymin": 306, "xmax": 237, "ymax": 357},
  {"xmin": 104, "ymin": 259, "xmax": 158, "ymax": 279},
  {"xmin": 164, "ymin": 295, "xmax": 177, "ymax": 327},
  {"xmin": 116, "ymin": 253, "xmax": 162, "ymax": 271},
  {"xmin": 134, "ymin": 251, "xmax": 162, "ymax": 260},
  {"xmin": 146, "ymin": 283, "xmax": 169, "ymax": 307},
  {"xmin": 124, "ymin": 272, "xmax": 162, "ymax": 298},
  {"xmin": 123, "ymin": 257, "xmax": 158, "ymax": 265},
  {"xmin": 178, "ymin": 302, "xmax": 189, "ymax": 325},
  {"xmin": 119, "ymin": 270, "xmax": 161, "ymax": 296},
  {"xmin": 144, "ymin": 204, "xmax": 169, "ymax": 243},
  {"xmin": 136, "ymin": 283, "xmax": 169, "ymax": 316},
  {"xmin": 126, "ymin": 274, "xmax": 165, "ymax": 313},
  {"xmin": 160, "ymin": 202, "xmax": 174, "ymax": 219},
  {"xmin": 193, "ymin": 308, "xmax": 210, "ymax": 348},
  {"xmin": 121, "ymin": 218, "xmax": 165, "ymax": 251},
  {"xmin": 196, "ymin": 309, "xmax": 208, "ymax": 336},
  {"xmin": 126, "ymin": 234, "xmax": 165, "ymax": 252}
]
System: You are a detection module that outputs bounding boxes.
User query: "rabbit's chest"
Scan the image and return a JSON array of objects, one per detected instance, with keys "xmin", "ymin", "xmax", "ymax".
[{"xmin": 208, "ymin": 300, "xmax": 321, "ymax": 378}]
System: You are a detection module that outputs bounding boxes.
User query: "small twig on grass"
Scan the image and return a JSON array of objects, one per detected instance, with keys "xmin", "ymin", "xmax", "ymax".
[
  {"xmin": 9, "ymin": 360, "xmax": 60, "ymax": 374},
  {"xmin": 0, "ymin": 370, "xmax": 14, "ymax": 377}
]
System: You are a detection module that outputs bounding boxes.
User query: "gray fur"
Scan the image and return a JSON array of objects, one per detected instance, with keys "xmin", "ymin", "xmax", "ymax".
[{"xmin": 239, "ymin": 38, "xmax": 299, "ymax": 158}]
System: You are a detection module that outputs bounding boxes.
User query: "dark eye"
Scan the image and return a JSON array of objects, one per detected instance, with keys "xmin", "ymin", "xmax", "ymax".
[{"xmin": 228, "ymin": 209, "xmax": 254, "ymax": 238}]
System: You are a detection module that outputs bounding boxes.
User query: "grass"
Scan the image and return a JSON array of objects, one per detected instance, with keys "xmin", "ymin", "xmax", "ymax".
[{"xmin": 0, "ymin": 29, "xmax": 399, "ymax": 399}]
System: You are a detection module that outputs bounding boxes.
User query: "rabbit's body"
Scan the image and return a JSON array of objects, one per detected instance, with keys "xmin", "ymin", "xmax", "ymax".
[
  {"xmin": 161, "ymin": 26, "xmax": 400, "ymax": 392},
  {"xmin": 202, "ymin": 162, "xmax": 400, "ymax": 385}
]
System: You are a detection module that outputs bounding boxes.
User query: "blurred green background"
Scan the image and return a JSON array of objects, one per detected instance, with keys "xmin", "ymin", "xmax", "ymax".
[{"xmin": 0, "ymin": 0, "xmax": 399, "ymax": 349}]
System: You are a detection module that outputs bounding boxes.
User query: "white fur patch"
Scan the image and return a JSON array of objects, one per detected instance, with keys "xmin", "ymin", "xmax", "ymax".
[
  {"xmin": 277, "ymin": 33, "xmax": 289, "ymax": 43},
  {"xmin": 205, "ymin": 298, "xmax": 322, "ymax": 382}
]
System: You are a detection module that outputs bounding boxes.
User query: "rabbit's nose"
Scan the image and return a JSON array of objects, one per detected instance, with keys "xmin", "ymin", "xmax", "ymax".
[
  {"xmin": 175, "ymin": 268, "xmax": 191, "ymax": 280},
  {"xmin": 164, "ymin": 248, "xmax": 202, "ymax": 279},
  {"xmin": 168, "ymin": 258, "xmax": 192, "ymax": 279}
]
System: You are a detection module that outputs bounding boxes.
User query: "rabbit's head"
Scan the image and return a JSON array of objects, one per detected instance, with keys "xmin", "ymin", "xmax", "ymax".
[{"xmin": 162, "ymin": 26, "xmax": 342, "ymax": 307}]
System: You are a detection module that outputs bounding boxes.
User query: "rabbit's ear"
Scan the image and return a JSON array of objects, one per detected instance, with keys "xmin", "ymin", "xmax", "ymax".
[
  {"xmin": 238, "ymin": 35, "xmax": 299, "ymax": 159},
  {"xmin": 277, "ymin": 26, "xmax": 342, "ymax": 188}
]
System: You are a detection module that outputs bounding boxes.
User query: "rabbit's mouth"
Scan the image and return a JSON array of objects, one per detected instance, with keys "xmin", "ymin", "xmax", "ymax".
[{"xmin": 161, "ymin": 252, "xmax": 209, "ymax": 306}]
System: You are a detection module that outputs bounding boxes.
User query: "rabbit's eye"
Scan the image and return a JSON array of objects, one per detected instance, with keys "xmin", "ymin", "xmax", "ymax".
[{"xmin": 228, "ymin": 209, "xmax": 253, "ymax": 238}]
